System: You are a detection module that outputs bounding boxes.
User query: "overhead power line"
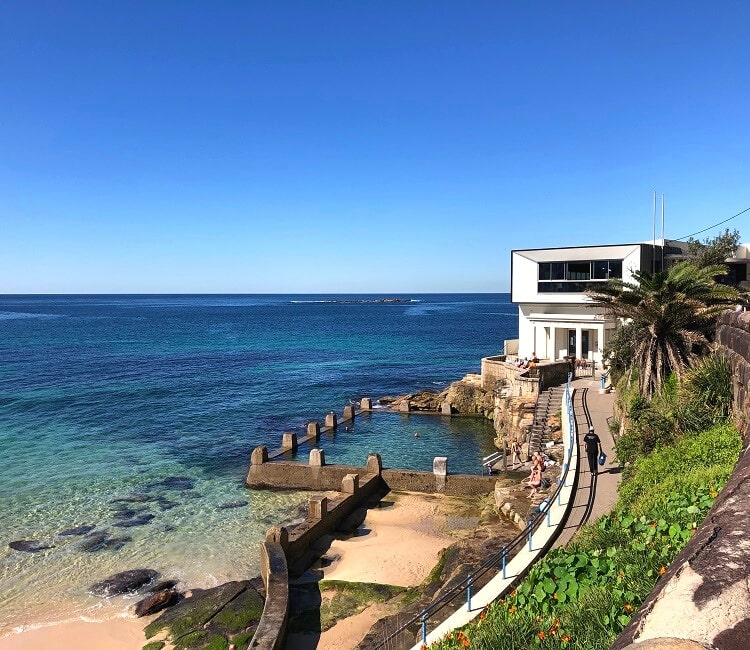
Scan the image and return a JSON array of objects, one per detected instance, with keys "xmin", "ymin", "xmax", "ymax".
[{"xmin": 673, "ymin": 206, "xmax": 750, "ymax": 241}]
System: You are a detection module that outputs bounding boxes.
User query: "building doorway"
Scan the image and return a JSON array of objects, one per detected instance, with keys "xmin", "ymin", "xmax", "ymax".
[{"xmin": 567, "ymin": 330, "xmax": 590, "ymax": 358}]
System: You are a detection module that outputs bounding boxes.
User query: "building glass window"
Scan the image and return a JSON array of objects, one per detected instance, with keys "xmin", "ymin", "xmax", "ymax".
[
  {"xmin": 537, "ymin": 259, "xmax": 623, "ymax": 292},
  {"xmin": 567, "ymin": 262, "xmax": 591, "ymax": 280}
]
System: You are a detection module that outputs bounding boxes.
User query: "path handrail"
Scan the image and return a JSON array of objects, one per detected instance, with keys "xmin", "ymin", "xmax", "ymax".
[{"xmin": 373, "ymin": 374, "xmax": 577, "ymax": 648}]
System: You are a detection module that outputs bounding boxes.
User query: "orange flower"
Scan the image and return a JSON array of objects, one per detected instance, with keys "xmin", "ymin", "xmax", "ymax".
[
  {"xmin": 624, "ymin": 603, "xmax": 634, "ymax": 612},
  {"xmin": 479, "ymin": 611, "xmax": 486, "ymax": 621},
  {"xmin": 711, "ymin": 491, "xmax": 718, "ymax": 498},
  {"xmin": 549, "ymin": 627, "xmax": 558, "ymax": 635},
  {"xmin": 538, "ymin": 631, "xmax": 546, "ymax": 639},
  {"xmin": 659, "ymin": 566, "xmax": 666, "ymax": 575},
  {"xmin": 617, "ymin": 571, "xmax": 624, "ymax": 579},
  {"xmin": 461, "ymin": 638, "xmax": 470, "ymax": 648},
  {"xmin": 562, "ymin": 634, "xmax": 572, "ymax": 642},
  {"xmin": 510, "ymin": 589, "xmax": 517, "ymax": 596},
  {"xmin": 509, "ymin": 605, "xmax": 516, "ymax": 614}
]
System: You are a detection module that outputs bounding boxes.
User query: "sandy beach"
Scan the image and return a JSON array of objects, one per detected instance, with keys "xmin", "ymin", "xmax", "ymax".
[
  {"xmin": 0, "ymin": 616, "xmax": 149, "ymax": 650},
  {"xmin": 0, "ymin": 491, "xmax": 474, "ymax": 650},
  {"xmin": 289, "ymin": 491, "xmax": 481, "ymax": 650}
]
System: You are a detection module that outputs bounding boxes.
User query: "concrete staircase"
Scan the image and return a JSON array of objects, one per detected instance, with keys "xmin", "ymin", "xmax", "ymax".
[{"xmin": 528, "ymin": 385, "xmax": 565, "ymax": 455}]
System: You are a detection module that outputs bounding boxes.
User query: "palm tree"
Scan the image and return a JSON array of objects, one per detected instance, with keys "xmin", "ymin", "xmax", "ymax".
[{"xmin": 586, "ymin": 261, "xmax": 740, "ymax": 398}]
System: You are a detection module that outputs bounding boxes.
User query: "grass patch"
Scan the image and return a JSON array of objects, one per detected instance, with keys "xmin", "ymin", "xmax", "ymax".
[
  {"xmin": 288, "ymin": 580, "xmax": 406, "ymax": 634},
  {"xmin": 319, "ymin": 581, "xmax": 404, "ymax": 631}
]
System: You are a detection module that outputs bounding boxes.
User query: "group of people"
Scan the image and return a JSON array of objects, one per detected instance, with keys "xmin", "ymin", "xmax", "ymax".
[{"xmin": 513, "ymin": 352, "xmax": 540, "ymax": 370}]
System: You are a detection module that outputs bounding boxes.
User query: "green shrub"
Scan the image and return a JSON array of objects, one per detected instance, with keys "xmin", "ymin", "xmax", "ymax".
[{"xmin": 617, "ymin": 424, "xmax": 741, "ymax": 512}]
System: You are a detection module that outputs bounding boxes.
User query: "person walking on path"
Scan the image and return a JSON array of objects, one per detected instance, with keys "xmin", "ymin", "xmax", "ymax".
[{"xmin": 584, "ymin": 425, "xmax": 602, "ymax": 476}]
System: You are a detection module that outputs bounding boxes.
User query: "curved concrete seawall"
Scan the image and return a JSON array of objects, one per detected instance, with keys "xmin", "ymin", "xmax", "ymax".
[{"xmin": 613, "ymin": 311, "xmax": 750, "ymax": 650}]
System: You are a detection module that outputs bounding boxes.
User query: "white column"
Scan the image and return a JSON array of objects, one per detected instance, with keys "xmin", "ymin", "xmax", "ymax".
[
  {"xmin": 575, "ymin": 326, "xmax": 582, "ymax": 359},
  {"xmin": 597, "ymin": 324, "xmax": 605, "ymax": 362},
  {"xmin": 549, "ymin": 326, "xmax": 557, "ymax": 360}
]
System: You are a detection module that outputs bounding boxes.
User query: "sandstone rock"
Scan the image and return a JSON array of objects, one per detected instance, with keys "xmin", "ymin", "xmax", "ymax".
[
  {"xmin": 135, "ymin": 589, "xmax": 178, "ymax": 617},
  {"xmin": 90, "ymin": 569, "xmax": 159, "ymax": 597}
]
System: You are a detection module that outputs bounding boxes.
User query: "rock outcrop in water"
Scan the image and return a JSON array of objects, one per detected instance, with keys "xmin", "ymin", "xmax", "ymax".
[
  {"xmin": 384, "ymin": 376, "xmax": 495, "ymax": 418},
  {"xmin": 134, "ymin": 588, "xmax": 179, "ymax": 617},
  {"xmin": 90, "ymin": 569, "xmax": 159, "ymax": 597}
]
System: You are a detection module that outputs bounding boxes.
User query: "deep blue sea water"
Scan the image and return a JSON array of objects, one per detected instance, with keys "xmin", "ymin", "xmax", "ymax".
[{"xmin": 0, "ymin": 294, "xmax": 516, "ymax": 632}]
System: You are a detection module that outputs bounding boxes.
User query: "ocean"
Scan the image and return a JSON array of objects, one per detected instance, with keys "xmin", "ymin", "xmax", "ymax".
[{"xmin": 0, "ymin": 294, "xmax": 517, "ymax": 633}]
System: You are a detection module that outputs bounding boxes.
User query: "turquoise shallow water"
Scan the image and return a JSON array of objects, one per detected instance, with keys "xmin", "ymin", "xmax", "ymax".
[{"xmin": 0, "ymin": 294, "xmax": 516, "ymax": 633}]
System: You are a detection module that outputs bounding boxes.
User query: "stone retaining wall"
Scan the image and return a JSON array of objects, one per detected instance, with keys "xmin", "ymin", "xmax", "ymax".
[
  {"xmin": 481, "ymin": 356, "xmax": 570, "ymax": 395},
  {"xmin": 613, "ymin": 310, "xmax": 750, "ymax": 650},
  {"xmin": 246, "ymin": 449, "xmax": 497, "ymax": 497},
  {"xmin": 249, "ymin": 542, "xmax": 288, "ymax": 650}
]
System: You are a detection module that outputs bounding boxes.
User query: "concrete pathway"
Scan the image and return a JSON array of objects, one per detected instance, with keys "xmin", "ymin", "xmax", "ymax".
[{"xmin": 554, "ymin": 376, "xmax": 619, "ymax": 548}]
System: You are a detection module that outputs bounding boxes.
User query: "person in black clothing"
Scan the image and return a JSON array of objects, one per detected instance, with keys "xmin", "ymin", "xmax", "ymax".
[{"xmin": 583, "ymin": 425, "xmax": 602, "ymax": 475}]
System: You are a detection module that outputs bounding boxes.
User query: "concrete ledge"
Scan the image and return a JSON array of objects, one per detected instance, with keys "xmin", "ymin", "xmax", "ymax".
[
  {"xmin": 247, "ymin": 454, "xmax": 497, "ymax": 497},
  {"xmin": 249, "ymin": 542, "xmax": 288, "ymax": 650}
]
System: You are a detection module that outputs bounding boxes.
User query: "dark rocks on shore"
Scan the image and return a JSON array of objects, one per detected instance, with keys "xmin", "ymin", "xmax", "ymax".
[
  {"xmin": 59, "ymin": 524, "xmax": 96, "ymax": 536},
  {"xmin": 217, "ymin": 500, "xmax": 248, "ymax": 510},
  {"xmin": 149, "ymin": 580, "xmax": 179, "ymax": 593},
  {"xmin": 156, "ymin": 497, "xmax": 179, "ymax": 510},
  {"xmin": 90, "ymin": 569, "xmax": 159, "ymax": 597},
  {"xmin": 9, "ymin": 540, "xmax": 54, "ymax": 553},
  {"xmin": 144, "ymin": 580, "xmax": 264, "ymax": 649},
  {"xmin": 113, "ymin": 513, "xmax": 155, "ymax": 528},
  {"xmin": 135, "ymin": 589, "xmax": 179, "ymax": 617}
]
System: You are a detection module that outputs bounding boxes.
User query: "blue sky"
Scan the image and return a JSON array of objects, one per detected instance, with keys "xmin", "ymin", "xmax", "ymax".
[{"xmin": 2, "ymin": 2, "xmax": 748, "ymax": 293}]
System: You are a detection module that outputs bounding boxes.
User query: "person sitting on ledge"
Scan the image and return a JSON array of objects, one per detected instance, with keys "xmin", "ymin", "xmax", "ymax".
[{"xmin": 526, "ymin": 466, "xmax": 542, "ymax": 498}]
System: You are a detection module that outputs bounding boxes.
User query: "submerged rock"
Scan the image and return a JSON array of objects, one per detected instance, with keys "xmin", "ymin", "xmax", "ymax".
[
  {"xmin": 90, "ymin": 569, "xmax": 159, "ymax": 597},
  {"xmin": 158, "ymin": 476, "xmax": 195, "ymax": 491},
  {"xmin": 217, "ymin": 500, "xmax": 248, "ymax": 510},
  {"xmin": 111, "ymin": 494, "xmax": 156, "ymax": 504},
  {"xmin": 113, "ymin": 513, "xmax": 155, "ymax": 528},
  {"xmin": 59, "ymin": 525, "xmax": 96, "ymax": 536},
  {"xmin": 112, "ymin": 509, "xmax": 139, "ymax": 520},
  {"xmin": 135, "ymin": 589, "xmax": 179, "ymax": 617},
  {"xmin": 9, "ymin": 540, "xmax": 54, "ymax": 553},
  {"xmin": 78, "ymin": 532, "xmax": 132, "ymax": 552}
]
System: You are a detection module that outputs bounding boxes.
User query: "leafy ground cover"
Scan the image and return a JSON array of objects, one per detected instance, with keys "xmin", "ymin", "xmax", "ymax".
[{"xmin": 430, "ymin": 420, "xmax": 741, "ymax": 649}]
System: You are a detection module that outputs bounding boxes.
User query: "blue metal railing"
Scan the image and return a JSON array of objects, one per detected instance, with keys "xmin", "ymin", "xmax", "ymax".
[{"xmin": 373, "ymin": 374, "xmax": 577, "ymax": 648}]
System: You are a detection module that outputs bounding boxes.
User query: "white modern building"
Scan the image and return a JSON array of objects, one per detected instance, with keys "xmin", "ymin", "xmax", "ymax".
[{"xmin": 510, "ymin": 241, "xmax": 690, "ymax": 365}]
